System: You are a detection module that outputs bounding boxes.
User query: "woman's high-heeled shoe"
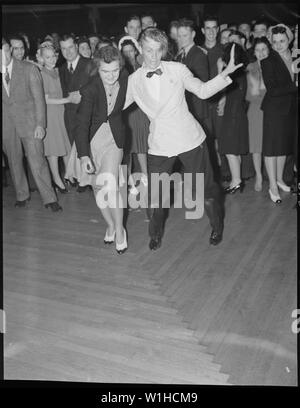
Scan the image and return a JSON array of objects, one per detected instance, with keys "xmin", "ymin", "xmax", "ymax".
[
  {"xmin": 116, "ymin": 229, "xmax": 127, "ymax": 254},
  {"xmin": 52, "ymin": 182, "xmax": 68, "ymax": 193},
  {"xmin": 268, "ymin": 189, "xmax": 282, "ymax": 204},
  {"xmin": 104, "ymin": 229, "xmax": 115, "ymax": 244},
  {"xmin": 224, "ymin": 181, "xmax": 245, "ymax": 194},
  {"xmin": 276, "ymin": 181, "xmax": 291, "ymax": 193}
]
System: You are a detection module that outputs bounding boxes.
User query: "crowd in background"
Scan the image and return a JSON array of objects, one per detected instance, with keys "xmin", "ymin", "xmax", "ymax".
[{"xmin": 2, "ymin": 13, "xmax": 298, "ymax": 210}]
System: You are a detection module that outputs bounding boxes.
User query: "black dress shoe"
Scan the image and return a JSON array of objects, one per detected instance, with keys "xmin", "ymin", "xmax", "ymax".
[
  {"xmin": 224, "ymin": 181, "xmax": 245, "ymax": 194},
  {"xmin": 29, "ymin": 186, "xmax": 38, "ymax": 193},
  {"xmin": 15, "ymin": 197, "xmax": 30, "ymax": 207},
  {"xmin": 45, "ymin": 202, "xmax": 63, "ymax": 212},
  {"xmin": 77, "ymin": 185, "xmax": 90, "ymax": 193},
  {"xmin": 209, "ymin": 230, "xmax": 223, "ymax": 245},
  {"xmin": 52, "ymin": 182, "xmax": 68, "ymax": 194},
  {"xmin": 149, "ymin": 236, "xmax": 162, "ymax": 250}
]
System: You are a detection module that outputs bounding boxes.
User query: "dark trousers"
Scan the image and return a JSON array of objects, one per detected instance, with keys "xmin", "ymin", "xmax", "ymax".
[{"xmin": 147, "ymin": 142, "xmax": 224, "ymax": 239}]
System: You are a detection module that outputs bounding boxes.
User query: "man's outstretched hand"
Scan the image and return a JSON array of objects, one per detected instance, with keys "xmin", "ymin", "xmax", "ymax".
[{"xmin": 220, "ymin": 44, "xmax": 244, "ymax": 78}]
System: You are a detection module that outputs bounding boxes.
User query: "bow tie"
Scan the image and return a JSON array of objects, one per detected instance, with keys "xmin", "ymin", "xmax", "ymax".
[{"xmin": 146, "ymin": 68, "xmax": 162, "ymax": 78}]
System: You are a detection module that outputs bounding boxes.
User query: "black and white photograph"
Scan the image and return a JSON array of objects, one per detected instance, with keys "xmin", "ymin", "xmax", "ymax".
[{"xmin": 1, "ymin": 1, "xmax": 298, "ymax": 393}]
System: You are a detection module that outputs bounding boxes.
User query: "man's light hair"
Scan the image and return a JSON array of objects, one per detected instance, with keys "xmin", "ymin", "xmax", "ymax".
[{"xmin": 139, "ymin": 27, "xmax": 169, "ymax": 57}]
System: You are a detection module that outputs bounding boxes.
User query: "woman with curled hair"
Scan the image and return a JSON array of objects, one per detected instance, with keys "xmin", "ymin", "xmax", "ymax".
[
  {"xmin": 77, "ymin": 36, "xmax": 92, "ymax": 59},
  {"xmin": 75, "ymin": 46, "xmax": 129, "ymax": 253},
  {"xmin": 260, "ymin": 24, "xmax": 297, "ymax": 203}
]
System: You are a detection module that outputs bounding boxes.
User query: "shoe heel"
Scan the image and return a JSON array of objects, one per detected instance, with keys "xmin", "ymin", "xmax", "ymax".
[
  {"xmin": 116, "ymin": 229, "xmax": 127, "ymax": 254},
  {"xmin": 104, "ymin": 229, "xmax": 115, "ymax": 244},
  {"xmin": 268, "ymin": 189, "xmax": 282, "ymax": 204}
]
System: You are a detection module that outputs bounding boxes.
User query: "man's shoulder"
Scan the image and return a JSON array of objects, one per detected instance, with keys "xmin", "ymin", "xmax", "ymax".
[
  {"xmin": 20, "ymin": 59, "xmax": 42, "ymax": 76},
  {"xmin": 203, "ymin": 42, "xmax": 224, "ymax": 56},
  {"xmin": 15, "ymin": 58, "xmax": 36, "ymax": 71},
  {"xmin": 79, "ymin": 56, "xmax": 92, "ymax": 66},
  {"xmin": 187, "ymin": 45, "xmax": 208, "ymax": 63},
  {"xmin": 162, "ymin": 60, "xmax": 185, "ymax": 72},
  {"xmin": 128, "ymin": 66, "xmax": 142, "ymax": 81},
  {"xmin": 82, "ymin": 73, "xmax": 100, "ymax": 91},
  {"xmin": 189, "ymin": 44, "xmax": 208, "ymax": 56}
]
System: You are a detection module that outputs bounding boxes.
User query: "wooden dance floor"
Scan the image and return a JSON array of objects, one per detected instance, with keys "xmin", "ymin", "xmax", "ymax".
[{"xmin": 3, "ymin": 179, "xmax": 297, "ymax": 385}]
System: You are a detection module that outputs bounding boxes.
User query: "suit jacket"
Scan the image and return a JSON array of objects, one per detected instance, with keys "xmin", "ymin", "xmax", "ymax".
[
  {"xmin": 261, "ymin": 50, "xmax": 297, "ymax": 115},
  {"xmin": 182, "ymin": 44, "xmax": 209, "ymax": 122},
  {"xmin": 2, "ymin": 58, "xmax": 46, "ymax": 139},
  {"xmin": 125, "ymin": 61, "xmax": 232, "ymax": 157},
  {"xmin": 75, "ymin": 69, "xmax": 129, "ymax": 158},
  {"xmin": 59, "ymin": 56, "xmax": 95, "ymax": 142}
]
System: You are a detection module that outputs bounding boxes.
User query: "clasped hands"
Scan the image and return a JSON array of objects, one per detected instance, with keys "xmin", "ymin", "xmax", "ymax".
[
  {"xmin": 80, "ymin": 156, "xmax": 95, "ymax": 174},
  {"xmin": 68, "ymin": 91, "xmax": 81, "ymax": 104}
]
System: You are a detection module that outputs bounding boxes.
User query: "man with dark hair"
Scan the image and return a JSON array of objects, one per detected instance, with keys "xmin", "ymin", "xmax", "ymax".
[
  {"xmin": 8, "ymin": 35, "xmax": 26, "ymax": 61},
  {"xmin": 252, "ymin": 20, "xmax": 269, "ymax": 38},
  {"xmin": 141, "ymin": 13, "xmax": 157, "ymax": 30},
  {"xmin": 201, "ymin": 15, "xmax": 229, "ymax": 180},
  {"xmin": 229, "ymin": 30, "xmax": 248, "ymax": 50},
  {"xmin": 125, "ymin": 28, "xmax": 243, "ymax": 250},
  {"xmin": 228, "ymin": 22, "xmax": 238, "ymax": 31},
  {"xmin": 124, "ymin": 15, "xmax": 142, "ymax": 40},
  {"xmin": 2, "ymin": 38, "xmax": 61, "ymax": 211},
  {"xmin": 8, "ymin": 34, "xmax": 38, "ymax": 191},
  {"xmin": 59, "ymin": 33, "xmax": 95, "ymax": 192},
  {"xmin": 87, "ymin": 33, "xmax": 100, "ymax": 56},
  {"xmin": 238, "ymin": 22, "xmax": 253, "ymax": 49},
  {"xmin": 176, "ymin": 18, "xmax": 210, "ymax": 146}
]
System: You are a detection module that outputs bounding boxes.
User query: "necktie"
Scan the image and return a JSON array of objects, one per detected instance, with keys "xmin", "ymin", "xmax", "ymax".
[
  {"xmin": 5, "ymin": 67, "xmax": 10, "ymax": 85},
  {"xmin": 69, "ymin": 63, "xmax": 74, "ymax": 74},
  {"xmin": 146, "ymin": 68, "xmax": 163, "ymax": 78},
  {"xmin": 179, "ymin": 49, "xmax": 186, "ymax": 63}
]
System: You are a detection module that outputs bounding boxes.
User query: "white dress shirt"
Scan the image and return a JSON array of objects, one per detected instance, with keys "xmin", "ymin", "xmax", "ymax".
[
  {"xmin": 143, "ymin": 64, "xmax": 163, "ymax": 102},
  {"xmin": 68, "ymin": 54, "xmax": 80, "ymax": 72}
]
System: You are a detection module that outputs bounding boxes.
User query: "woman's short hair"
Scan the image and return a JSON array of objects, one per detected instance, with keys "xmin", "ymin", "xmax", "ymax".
[
  {"xmin": 139, "ymin": 27, "xmax": 169, "ymax": 57},
  {"xmin": 249, "ymin": 36, "xmax": 271, "ymax": 60},
  {"xmin": 120, "ymin": 38, "xmax": 139, "ymax": 54},
  {"xmin": 229, "ymin": 30, "xmax": 247, "ymax": 43},
  {"xmin": 77, "ymin": 36, "xmax": 91, "ymax": 48},
  {"xmin": 93, "ymin": 45, "xmax": 124, "ymax": 69},
  {"xmin": 252, "ymin": 36, "xmax": 271, "ymax": 52}
]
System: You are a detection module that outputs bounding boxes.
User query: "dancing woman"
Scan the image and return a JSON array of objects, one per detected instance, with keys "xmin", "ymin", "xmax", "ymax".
[{"xmin": 75, "ymin": 46, "xmax": 128, "ymax": 254}]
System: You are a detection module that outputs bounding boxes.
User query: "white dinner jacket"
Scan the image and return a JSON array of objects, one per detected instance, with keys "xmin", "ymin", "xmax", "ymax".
[{"xmin": 124, "ymin": 61, "xmax": 232, "ymax": 157}]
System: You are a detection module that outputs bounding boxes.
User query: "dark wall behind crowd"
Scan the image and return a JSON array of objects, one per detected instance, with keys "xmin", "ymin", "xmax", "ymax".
[{"xmin": 2, "ymin": 2, "xmax": 298, "ymax": 42}]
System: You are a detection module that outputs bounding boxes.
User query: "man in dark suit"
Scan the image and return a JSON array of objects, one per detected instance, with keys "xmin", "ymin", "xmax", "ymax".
[
  {"xmin": 58, "ymin": 33, "xmax": 95, "ymax": 192},
  {"xmin": 2, "ymin": 38, "xmax": 61, "ymax": 211},
  {"xmin": 176, "ymin": 18, "xmax": 220, "ymax": 179},
  {"xmin": 177, "ymin": 19, "xmax": 209, "ymax": 126}
]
